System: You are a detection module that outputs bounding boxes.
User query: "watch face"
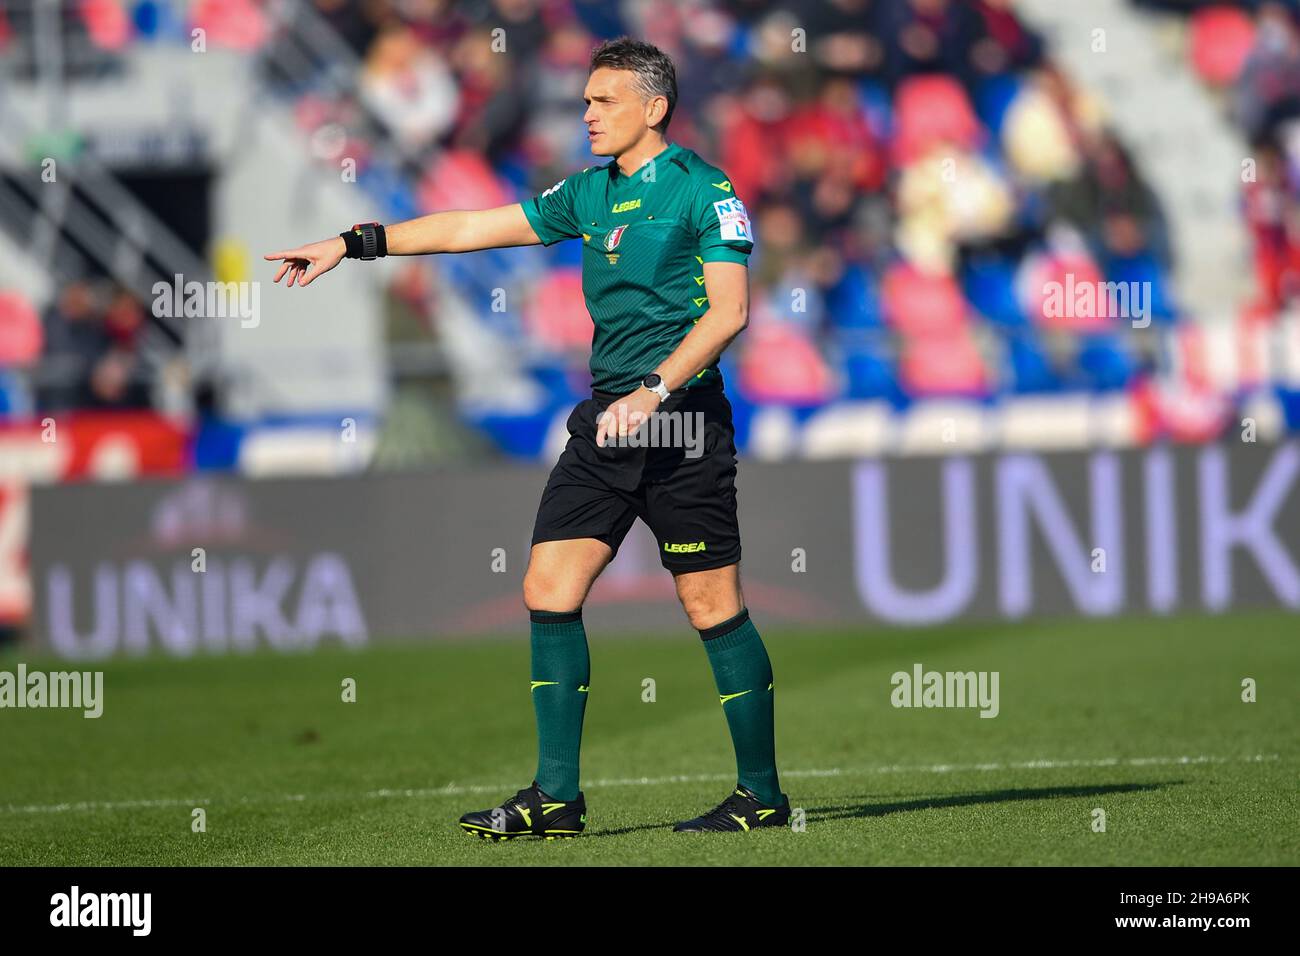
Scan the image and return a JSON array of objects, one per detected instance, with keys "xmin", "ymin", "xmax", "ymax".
[{"xmin": 643, "ymin": 373, "xmax": 662, "ymax": 388}]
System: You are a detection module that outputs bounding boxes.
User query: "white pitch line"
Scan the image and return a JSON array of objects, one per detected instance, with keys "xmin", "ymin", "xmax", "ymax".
[
  {"xmin": 2, "ymin": 753, "xmax": 1284, "ymax": 816},
  {"xmin": 0, "ymin": 796, "xmax": 211, "ymax": 814}
]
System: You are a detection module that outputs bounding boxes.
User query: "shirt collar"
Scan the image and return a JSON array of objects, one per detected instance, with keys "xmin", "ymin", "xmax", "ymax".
[{"xmin": 608, "ymin": 142, "xmax": 682, "ymax": 181}]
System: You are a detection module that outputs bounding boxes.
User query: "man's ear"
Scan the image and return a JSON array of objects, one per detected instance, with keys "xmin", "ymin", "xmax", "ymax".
[{"xmin": 646, "ymin": 95, "xmax": 668, "ymax": 129}]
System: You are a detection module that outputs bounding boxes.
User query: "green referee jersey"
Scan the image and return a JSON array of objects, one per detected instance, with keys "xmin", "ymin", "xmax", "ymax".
[{"xmin": 520, "ymin": 142, "xmax": 754, "ymax": 394}]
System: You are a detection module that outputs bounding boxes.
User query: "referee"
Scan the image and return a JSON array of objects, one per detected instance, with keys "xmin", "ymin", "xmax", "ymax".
[{"xmin": 265, "ymin": 37, "xmax": 788, "ymax": 838}]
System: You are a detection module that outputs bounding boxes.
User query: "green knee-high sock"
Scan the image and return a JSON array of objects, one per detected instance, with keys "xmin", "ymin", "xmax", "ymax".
[
  {"xmin": 699, "ymin": 609, "xmax": 782, "ymax": 806},
  {"xmin": 529, "ymin": 609, "xmax": 590, "ymax": 802}
]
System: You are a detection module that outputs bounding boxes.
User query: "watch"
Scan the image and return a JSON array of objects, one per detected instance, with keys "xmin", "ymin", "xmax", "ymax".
[
  {"xmin": 642, "ymin": 372, "xmax": 670, "ymax": 403},
  {"xmin": 340, "ymin": 222, "xmax": 387, "ymax": 260}
]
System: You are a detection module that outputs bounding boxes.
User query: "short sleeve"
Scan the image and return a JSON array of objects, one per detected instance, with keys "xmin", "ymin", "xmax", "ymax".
[
  {"xmin": 521, "ymin": 175, "xmax": 583, "ymax": 246},
  {"xmin": 693, "ymin": 177, "xmax": 754, "ymax": 265}
]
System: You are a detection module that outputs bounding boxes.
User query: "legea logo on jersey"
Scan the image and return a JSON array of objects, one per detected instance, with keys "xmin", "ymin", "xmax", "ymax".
[{"xmin": 713, "ymin": 197, "xmax": 751, "ymax": 242}]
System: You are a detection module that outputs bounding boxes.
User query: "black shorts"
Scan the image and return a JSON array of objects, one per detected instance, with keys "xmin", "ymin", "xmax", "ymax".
[{"xmin": 531, "ymin": 382, "xmax": 742, "ymax": 572}]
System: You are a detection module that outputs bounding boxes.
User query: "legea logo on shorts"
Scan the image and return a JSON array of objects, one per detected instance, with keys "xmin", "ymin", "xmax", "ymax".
[{"xmin": 664, "ymin": 541, "xmax": 707, "ymax": 553}]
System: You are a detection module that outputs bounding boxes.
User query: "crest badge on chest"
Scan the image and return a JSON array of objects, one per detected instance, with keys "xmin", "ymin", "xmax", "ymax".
[{"xmin": 604, "ymin": 224, "xmax": 627, "ymax": 264}]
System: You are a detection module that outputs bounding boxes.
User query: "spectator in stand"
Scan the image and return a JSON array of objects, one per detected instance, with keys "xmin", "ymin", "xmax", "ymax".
[
  {"xmin": 895, "ymin": 146, "xmax": 1016, "ymax": 273},
  {"xmin": 877, "ymin": 0, "xmax": 987, "ymax": 91},
  {"xmin": 1002, "ymin": 64, "xmax": 1101, "ymax": 185},
  {"xmin": 314, "ymin": 0, "xmax": 390, "ymax": 57},
  {"xmin": 90, "ymin": 288, "xmax": 151, "ymax": 410},
  {"xmin": 717, "ymin": 74, "xmax": 797, "ymax": 204},
  {"xmin": 1235, "ymin": 1, "xmax": 1300, "ymax": 142},
  {"xmin": 785, "ymin": 75, "xmax": 887, "ymax": 196},
  {"xmin": 459, "ymin": 11, "xmax": 599, "ymax": 172},
  {"xmin": 968, "ymin": 0, "xmax": 1044, "ymax": 77},
  {"xmin": 448, "ymin": 25, "xmax": 530, "ymax": 162},
  {"xmin": 469, "ymin": 0, "xmax": 549, "ymax": 62},
  {"xmin": 39, "ymin": 280, "xmax": 106, "ymax": 411},
  {"xmin": 791, "ymin": 0, "xmax": 887, "ymax": 78},
  {"xmin": 1242, "ymin": 133, "xmax": 1300, "ymax": 311},
  {"xmin": 37, "ymin": 281, "xmax": 153, "ymax": 411},
  {"xmin": 668, "ymin": 2, "xmax": 745, "ymax": 106},
  {"xmin": 360, "ymin": 21, "xmax": 460, "ymax": 158},
  {"xmin": 399, "ymin": 0, "xmax": 470, "ymax": 52},
  {"xmin": 1048, "ymin": 130, "xmax": 1172, "ymax": 272},
  {"xmin": 102, "ymin": 286, "xmax": 145, "ymax": 352}
]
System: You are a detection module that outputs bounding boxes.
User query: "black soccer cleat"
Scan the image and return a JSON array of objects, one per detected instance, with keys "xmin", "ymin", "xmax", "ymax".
[
  {"xmin": 673, "ymin": 782, "xmax": 791, "ymax": 833},
  {"xmin": 458, "ymin": 780, "xmax": 587, "ymax": 841}
]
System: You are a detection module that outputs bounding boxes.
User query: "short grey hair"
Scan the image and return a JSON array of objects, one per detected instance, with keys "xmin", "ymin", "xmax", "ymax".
[{"xmin": 589, "ymin": 37, "xmax": 678, "ymax": 133}]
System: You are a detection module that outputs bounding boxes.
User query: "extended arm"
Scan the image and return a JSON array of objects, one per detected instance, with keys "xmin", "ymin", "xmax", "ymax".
[
  {"xmin": 386, "ymin": 203, "xmax": 541, "ymax": 254},
  {"xmin": 264, "ymin": 203, "xmax": 541, "ymax": 287}
]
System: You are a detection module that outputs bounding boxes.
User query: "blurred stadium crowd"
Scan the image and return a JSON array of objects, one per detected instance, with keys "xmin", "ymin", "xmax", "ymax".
[{"xmin": 3, "ymin": 0, "xmax": 1300, "ymax": 461}]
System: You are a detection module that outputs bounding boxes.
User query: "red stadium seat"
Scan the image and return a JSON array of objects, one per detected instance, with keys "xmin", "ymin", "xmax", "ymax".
[
  {"xmin": 1023, "ymin": 252, "xmax": 1113, "ymax": 332},
  {"xmin": 418, "ymin": 150, "xmax": 512, "ymax": 213},
  {"xmin": 79, "ymin": 0, "xmax": 131, "ymax": 50},
  {"xmin": 892, "ymin": 75, "xmax": 983, "ymax": 166},
  {"xmin": 898, "ymin": 329, "xmax": 990, "ymax": 397},
  {"xmin": 1173, "ymin": 316, "xmax": 1272, "ymax": 393},
  {"xmin": 0, "ymin": 291, "xmax": 41, "ymax": 365},
  {"xmin": 524, "ymin": 268, "xmax": 589, "ymax": 350},
  {"xmin": 738, "ymin": 325, "xmax": 835, "ymax": 404},
  {"xmin": 293, "ymin": 95, "xmax": 334, "ymax": 134},
  {"xmin": 1190, "ymin": 6, "xmax": 1255, "ymax": 87},
  {"xmin": 882, "ymin": 262, "xmax": 969, "ymax": 336},
  {"xmin": 1132, "ymin": 376, "xmax": 1232, "ymax": 443},
  {"xmin": 191, "ymin": 0, "xmax": 269, "ymax": 51}
]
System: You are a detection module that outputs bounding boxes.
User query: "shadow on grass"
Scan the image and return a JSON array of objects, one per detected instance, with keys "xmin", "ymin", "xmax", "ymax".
[
  {"xmin": 582, "ymin": 781, "xmax": 1172, "ymax": 838},
  {"xmin": 808, "ymin": 781, "xmax": 1171, "ymax": 823}
]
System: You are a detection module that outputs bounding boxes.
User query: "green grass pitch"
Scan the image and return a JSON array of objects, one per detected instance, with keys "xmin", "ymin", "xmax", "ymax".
[{"xmin": 1, "ymin": 609, "xmax": 1296, "ymax": 866}]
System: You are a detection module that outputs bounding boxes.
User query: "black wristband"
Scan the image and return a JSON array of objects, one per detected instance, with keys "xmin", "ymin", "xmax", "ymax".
[{"xmin": 340, "ymin": 222, "xmax": 387, "ymax": 260}]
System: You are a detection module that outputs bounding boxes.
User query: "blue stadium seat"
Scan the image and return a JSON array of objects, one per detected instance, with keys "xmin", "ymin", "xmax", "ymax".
[
  {"xmin": 964, "ymin": 255, "xmax": 1027, "ymax": 329},
  {"xmin": 857, "ymin": 79, "xmax": 894, "ymax": 140},
  {"xmin": 1077, "ymin": 333, "xmax": 1136, "ymax": 391},
  {"xmin": 1105, "ymin": 253, "xmax": 1178, "ymax": 326},
  {"xmin": 974, "ymin": 73, "xmax": 1023, "ymax": 137},
  {"xmin": 840, "ymin": 336, "xmax": 901, "ymax": 403},
  {"xmin": 827, "ymin": 264, "xmax": 884, "ymax": 333},
  {"xmin": 1005, "ymin": 330, "xmax": 1060, "ymax": 393},
  {"xmin": 465, "ymin": 408, "xmax": 556, "ymax": 459},
  {"xmin": 1275, "ymin": 387, "xmax": 1300, "ymax": 433}
]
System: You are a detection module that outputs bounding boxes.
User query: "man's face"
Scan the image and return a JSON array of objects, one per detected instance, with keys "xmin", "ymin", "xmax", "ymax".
[{"xmin": 583, "ymin": 67, "xmax": 661, "ymax": 157}]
